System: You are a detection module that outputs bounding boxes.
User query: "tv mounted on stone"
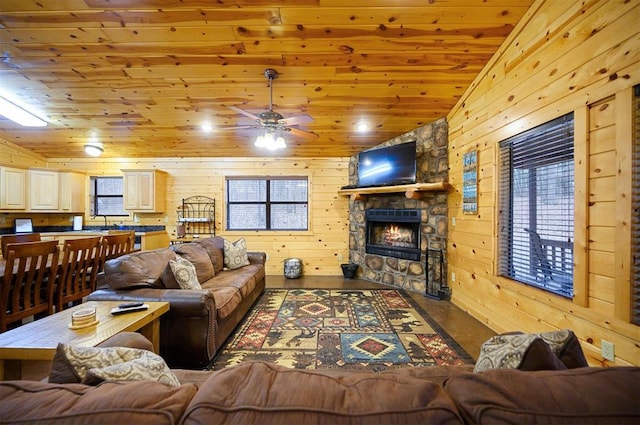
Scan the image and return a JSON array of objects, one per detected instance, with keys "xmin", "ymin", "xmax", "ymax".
[{"xmin": 357, "ymin": 141, "xmax": 417, "ymax": 188}]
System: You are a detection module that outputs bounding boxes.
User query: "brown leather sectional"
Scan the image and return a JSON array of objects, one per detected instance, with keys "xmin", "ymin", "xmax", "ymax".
[
  {"xmin": 1, "ymin": 361, "xmax": 638, "ymax": 424},
  {"xmin": 87, "ymin": 236, "xmax": 266, "ymax": 368}
]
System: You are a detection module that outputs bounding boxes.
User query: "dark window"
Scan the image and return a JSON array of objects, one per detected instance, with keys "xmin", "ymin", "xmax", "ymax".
[
  {"xmin": 498, "ymin": 113, "xmax": 575, "ymax": 298},
  {"xmin": 226, "ymin": 177, "xmax": 308, "ymax": 231},
  {"xmin": 90, "ymin": 177, "xmax": 128, "ymax": 216},
  {"xmin": 632, "ymin": 85, "xmax": 640, "ymax": 325}
]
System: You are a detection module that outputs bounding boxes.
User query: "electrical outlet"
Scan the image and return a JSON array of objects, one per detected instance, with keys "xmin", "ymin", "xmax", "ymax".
[
  {"xmin": 451, "ymin": 272, "xmax": 456, "ymax": 282},
  {"xmin": 338, "ymin": 253, "xmax": 343, "ymax": 261},
  {"xmin": 601, "ymin": 340, "xmax": 615, "ymax": 362},
  {"xmin": 0, "ymin": 216, "xmax": 6, "ymax": 225},
  {"xmin": 452, "ymin": 217, "xmax": 456, "ymax": 226}
]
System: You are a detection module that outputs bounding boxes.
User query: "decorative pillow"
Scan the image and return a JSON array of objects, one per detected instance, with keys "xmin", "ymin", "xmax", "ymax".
[
  {"xmin": 223, "ymin": 238, "xmax": 250, "ymax": 270},
  {"xmin": 474, "ymin": 329, "xmax": 581, "ymax": 373},
  {"xmin": 48, "ymin": 343, "xmax": 180, "ymax": 387},
  {"xmin": 169, "ymin": 256, "xmax": 202, "ymax": 290},
  {"xmin": 172, "ymin": 242, "xmax": 215, "ymax": 283}
]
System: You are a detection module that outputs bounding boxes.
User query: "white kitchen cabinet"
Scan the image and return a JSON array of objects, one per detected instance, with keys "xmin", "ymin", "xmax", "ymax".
[
  {"xmin": 0, "ymin": 166, "xmax": 27, "ymax": 210},
  {"xmin": 122, "ymin": 169, "xmax": 166, "ymax": 212},
  {"xmin": 29, "ymin": 169, "xmax": 59, "ymax": 210}
]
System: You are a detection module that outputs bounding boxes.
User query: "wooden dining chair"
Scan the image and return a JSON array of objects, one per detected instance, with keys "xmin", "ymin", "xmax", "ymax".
[
  {"xmin": 55, "ymin": 236, "xmax": 103, "ymax": 311},
  {"xmin": 0, "ymin": 240, "xmax": 60, "ymax": 332},
  {"xmin": 101, "ymin": 233, "xmax": 132, "ymax": 271},
  {"xmin": 1, "ymin": 233, "xmax": 41, "ymax": 258}
]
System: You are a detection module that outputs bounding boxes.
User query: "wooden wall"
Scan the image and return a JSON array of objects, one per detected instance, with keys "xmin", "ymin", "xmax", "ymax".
[
  {"xmin": 447, "ymin": 0, "xmax": 639, "ymax": 366},
  {"xmin": 42, "ymin": 157, "xmax": 351, "ymax": 277}
]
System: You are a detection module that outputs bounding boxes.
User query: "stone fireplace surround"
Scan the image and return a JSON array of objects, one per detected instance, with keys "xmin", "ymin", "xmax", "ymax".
[{"xmin": 346, "ymin": 118, "xmax": 449, "ymax": 295}]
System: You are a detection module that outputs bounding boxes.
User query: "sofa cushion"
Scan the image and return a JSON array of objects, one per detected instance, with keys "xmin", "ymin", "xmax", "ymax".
[
  {"xmin": 445, "ymin": 367, "xmax": 640, "ymax": 424},
  {"xmin": 198, "ymin": 236, "xmax": 225, "ymax": 274},
  {"xmin": 0, "ymin": 380, "xmax": 197, "ymax": 425},
  {"xmin": 169, "ymin": 256, "xmax": 202, "ymax": 290},
  {"xmin": 104, "ymin": 248, "xmax": 177, "ymax": 289},
  {"xmin": 223, "ymin": 237, "xmax": 250, "ymax": 270},
  {"xmin": 474, "ymin": 329, "xmax": 585, "ymax": 372},
  {"xmin": 181, "ymin": 361, "xmax": 463, "ymax": 425},
  {"xmin": 49, "ymin": 344, "xmax": 180, "ymax": 387},
  {"xmin": 172, "ymin": 242, "xmax": 215, "ymax": 283}
]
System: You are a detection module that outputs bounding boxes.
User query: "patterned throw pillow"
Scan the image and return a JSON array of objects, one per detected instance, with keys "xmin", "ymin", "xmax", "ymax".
[
  {"xmin": 474, "ymin": 329, "xmax": 579, "ymax": 373},
  {"xmin": 50, "ymin": 343, "xmax": 180, "ymax": 387},
  {"xmin": 223, "ymin": 238, "xmax": 250, "ymax": 270},
  {"xmin": 169, "ymin": 256, "xmax": 202, "ymax": 290}
]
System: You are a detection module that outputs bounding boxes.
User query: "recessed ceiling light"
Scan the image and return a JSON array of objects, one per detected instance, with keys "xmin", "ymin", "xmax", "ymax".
[
  {"xmin": 201, "ymin": 123, "xmax": 213, "ymax": 132},
  {"xmin": 356, "ymin": 121, "xmax": 369, "ymax": 132}
]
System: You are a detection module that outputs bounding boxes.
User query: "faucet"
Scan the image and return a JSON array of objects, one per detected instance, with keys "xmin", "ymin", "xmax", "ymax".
[{"xmin": 94, "ymin": 214, "xmax": 108, "ymax": 230}]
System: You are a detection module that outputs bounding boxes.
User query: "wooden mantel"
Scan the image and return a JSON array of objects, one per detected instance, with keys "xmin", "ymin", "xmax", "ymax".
[{"xmin": 338, "ymin": 182, "xmax": 451, "ymax": 201}]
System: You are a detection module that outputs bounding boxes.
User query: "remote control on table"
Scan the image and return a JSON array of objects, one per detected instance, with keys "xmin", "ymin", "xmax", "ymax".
[
  {"xmin": 110, "ymin": 303, "xmax": 149, "ymax": 315},
  {"xmin": 118, "ymin": 302, "xmax": 144, "ymax": 309}
]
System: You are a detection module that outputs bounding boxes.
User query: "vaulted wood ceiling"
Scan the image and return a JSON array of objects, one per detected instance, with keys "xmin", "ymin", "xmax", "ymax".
[{"xmin": 0, "ymin": 0, "xmax": 534, "ymax": 158}]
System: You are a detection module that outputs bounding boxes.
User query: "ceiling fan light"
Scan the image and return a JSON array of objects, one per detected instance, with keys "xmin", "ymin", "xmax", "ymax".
[
  {"xmin": 276, "ymin": 136, "xmax": 286, "ymax": 149},
  {"xmin": 255, "ymin": 135, "xmax": 265, "ymax": 147},
  {"xmin": 84, "ymin": 144, "xmax": 104, "ymax": 157}
]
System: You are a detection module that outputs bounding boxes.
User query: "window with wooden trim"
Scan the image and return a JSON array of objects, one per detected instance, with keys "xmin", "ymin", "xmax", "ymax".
[
  {"xmin": 226, "ymin": 176, "xmax": 308, "ymax": 231},
  {"xmin": 90, "ymin": 177, "xmax": 128, "ymax": 216},
  {"xmin": 632, "ymin": 84, "xmax": 640, "ymax": 325},
  {"xmin": 498, "ymin": 113, "xmax": 575, "ymax": 298}
]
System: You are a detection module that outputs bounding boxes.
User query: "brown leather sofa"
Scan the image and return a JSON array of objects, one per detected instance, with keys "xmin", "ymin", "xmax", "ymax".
[
  {"xmin": 87, "ymin": 236, "xmax": 266, "ymax": 369},
  {"xmin": 1, "ymin": 361, "xmax": 638, "ymax": 424}
]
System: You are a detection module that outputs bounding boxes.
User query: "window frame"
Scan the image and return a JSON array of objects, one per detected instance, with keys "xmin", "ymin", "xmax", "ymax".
[
  {"xmin": 90, "ymin": 176, "xmax": 129, "ymax": 217},
  {"xmin": 497, "ymin": 113, "xmax": 575, "ymax": 298},
  {"xmin": 225, "ymin": 176, "xmax": 309, "ymax": 231}
]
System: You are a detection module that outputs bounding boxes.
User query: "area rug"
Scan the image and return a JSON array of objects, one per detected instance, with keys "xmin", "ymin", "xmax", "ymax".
[{"xmin": 211, "ymin": 288, "xmax": 474, "ymax": 371}]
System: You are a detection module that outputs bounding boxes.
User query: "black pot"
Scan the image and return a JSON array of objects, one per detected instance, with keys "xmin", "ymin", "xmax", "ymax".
[{"xmin": 341, "ymin": 263, "xmax": 358, "ymax": 279}]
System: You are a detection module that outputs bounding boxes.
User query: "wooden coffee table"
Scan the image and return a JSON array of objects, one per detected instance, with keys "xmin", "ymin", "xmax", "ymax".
[{"xmin": 0, "ymin": 301, "xmax": 169, "ymax": 380}]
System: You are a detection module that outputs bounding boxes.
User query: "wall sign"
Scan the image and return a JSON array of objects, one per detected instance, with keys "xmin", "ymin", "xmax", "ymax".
[{"xmin": 462, "ymin": 150, "xmax": 478, "ymax": 214}]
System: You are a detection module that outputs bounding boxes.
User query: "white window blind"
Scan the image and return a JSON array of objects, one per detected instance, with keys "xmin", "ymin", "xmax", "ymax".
[{"xmin": 498, "ymin": 113, "xmax": 575, "ymax": 298}]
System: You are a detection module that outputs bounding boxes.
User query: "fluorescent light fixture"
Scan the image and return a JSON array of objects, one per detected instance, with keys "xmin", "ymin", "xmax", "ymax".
[
  {"xmin": 84, "ymin": 144, "xmax": 104, "ymax": 157},
  {"xmin": 0, "ymin": 95, "xmax": 47, "ymax": 127}
]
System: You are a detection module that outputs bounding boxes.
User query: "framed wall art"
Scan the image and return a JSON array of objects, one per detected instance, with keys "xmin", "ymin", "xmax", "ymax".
[{"xmin": 462, "ymin": 150, "xmax": 478, "ymax": 214}]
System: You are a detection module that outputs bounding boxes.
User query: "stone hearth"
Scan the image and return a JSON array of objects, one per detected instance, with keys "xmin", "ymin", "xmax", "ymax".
[{"xmin": 347, "ymin": 118, "xmax": 449, "ymax": 295}]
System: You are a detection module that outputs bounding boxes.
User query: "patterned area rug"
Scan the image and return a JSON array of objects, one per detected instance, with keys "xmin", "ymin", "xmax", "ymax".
[{"xmin": 211, "ymin": 289, "xmax": 474, "ymax": 371}]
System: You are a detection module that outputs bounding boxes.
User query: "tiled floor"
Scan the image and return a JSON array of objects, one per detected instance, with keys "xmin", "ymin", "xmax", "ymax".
[{"xmin": 267, "ymin": 275, "xmax": 496, "ymax": 360}]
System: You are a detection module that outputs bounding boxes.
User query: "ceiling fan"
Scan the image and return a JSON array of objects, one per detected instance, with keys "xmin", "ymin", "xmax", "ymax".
[{"xmin": 223, "ymin": 68, "xmax": 317, "ymax": 140}]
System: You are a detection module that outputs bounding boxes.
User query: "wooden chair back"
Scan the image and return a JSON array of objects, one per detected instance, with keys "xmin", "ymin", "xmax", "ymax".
[
  {"xmin": 56, "ymin": 236, "xmax": 103, "ymax": 311},
  {"xmin": 101, "ymin": 233, "xmax": 131, "ymax": 270},
  {"xmin": 1, "ymin": 233, "xmax": 41, "ymax": 258},
  {"xmin": 0, "ymin": 240, "xmax": 59, "ymax": 332}
]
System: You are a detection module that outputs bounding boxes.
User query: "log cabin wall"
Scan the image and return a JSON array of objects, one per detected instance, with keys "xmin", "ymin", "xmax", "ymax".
[
  {"xmin": 447, "ymin": 0, "xmax": 639, "ymax": 366},
  {"xmin": 43, "ymin": 156, "xmax": 351, "ymax": 277}
]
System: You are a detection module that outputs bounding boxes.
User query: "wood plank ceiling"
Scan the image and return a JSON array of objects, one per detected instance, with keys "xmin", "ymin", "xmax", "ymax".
[{"xmin": 0, "ymin": 0, "xmax": 534, "ymax": 158}]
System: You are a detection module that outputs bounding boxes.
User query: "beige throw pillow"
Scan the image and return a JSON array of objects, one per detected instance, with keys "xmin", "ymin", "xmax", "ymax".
[
  {"xmin": 169, "ymin": 256, "xmax": 202, "ymax": 290},
  {"xmin": 223, "ymin": 238, "xmax": 250, "ymax": 270},
  {"xmin": 51, "ymin": 343, "xmax": 180, "ymax": 387}
]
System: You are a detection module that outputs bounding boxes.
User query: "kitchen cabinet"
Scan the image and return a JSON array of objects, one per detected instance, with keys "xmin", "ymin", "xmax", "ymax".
[
  {"xmin": 29, "ymin": 169, "xmax": 59, "ymax": 210},
  {"xmin": 59, "ymin": 171, "xmax": 86, "ymax": 212},
  {"xmin": 122, "ymin": 169, "xmax": 167, "ymax": 212},
  {"xmin": 0, "ymin": 166, "xmax": 27, "ymax": 210}
]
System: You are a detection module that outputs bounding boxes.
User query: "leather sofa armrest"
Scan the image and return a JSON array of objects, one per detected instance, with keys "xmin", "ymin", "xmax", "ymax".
[
  {"xmin": 88, "ymin": 288, "xmax": 217, "ymax": 318},
  {"xmin": 247, "ymin": 251, "xmax": 266, "ymax": 265}
]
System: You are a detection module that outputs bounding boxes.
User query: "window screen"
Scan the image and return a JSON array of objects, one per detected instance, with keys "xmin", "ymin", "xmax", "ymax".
[
  {"xmin": 226, "ymin": 177, "xmax": 308, "ymax": 231},
  {"xmin": 498, "ymin": 113, "xmax": 575, "ymax": 298},
  {"xmin": 90, "ymin": 177, "xmax": 128, "ymax": 216}
]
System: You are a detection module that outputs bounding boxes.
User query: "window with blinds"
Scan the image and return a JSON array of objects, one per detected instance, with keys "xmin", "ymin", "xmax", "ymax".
[
  {"xmin": 226, "ymin": 176, "xmax": 308, "ymax": 231},
  {"xmin": 498, "ymin": 113, "xmax": 575, "ymax": 298},
  {"xmin": 633, "ymin": 85, "xmax": 640, "ymax": 325}
]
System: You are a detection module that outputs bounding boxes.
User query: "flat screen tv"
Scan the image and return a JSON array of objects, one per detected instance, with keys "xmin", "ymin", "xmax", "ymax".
[{"xmin": 357, "ymin": 141, "xmax": 417, "ymax": 187}]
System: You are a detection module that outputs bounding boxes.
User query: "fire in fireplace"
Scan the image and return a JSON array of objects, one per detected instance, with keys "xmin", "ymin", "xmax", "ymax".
[{"xmin": 365, "ymin": 209, "xmax": 421, "ymax": 261}]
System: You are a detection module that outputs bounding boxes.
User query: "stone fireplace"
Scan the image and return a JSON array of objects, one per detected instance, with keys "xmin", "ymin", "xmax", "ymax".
[{"xmin": 346, "ymin": 118, "xmax": 449, "ymax": 296}]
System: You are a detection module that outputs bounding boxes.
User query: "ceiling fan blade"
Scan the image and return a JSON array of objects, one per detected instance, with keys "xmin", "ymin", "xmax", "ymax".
[
  {"xmin": 287, "ymin": 127, "xmax": 318, "ymax": 139},
  {"xmin": 216, "ymin": 125, "xmax": 258, "ymax": 131},
  {"xmin": 279, "ymin": 114, "xmax": 314, "ymax": 126},
  {"xmin": 228, "ymin": 106, "xmax": 260, "ymax": 121}
]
